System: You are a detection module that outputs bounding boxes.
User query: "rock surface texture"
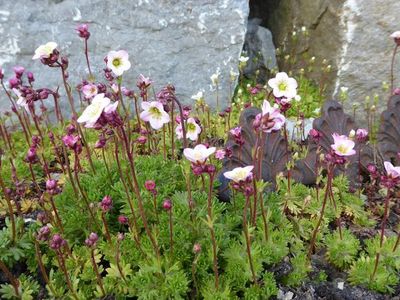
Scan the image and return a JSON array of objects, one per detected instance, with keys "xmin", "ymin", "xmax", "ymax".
[
  {"xmin": 251, "ymin": 0, "xmax": 400, "ymax": 123},
  {"xmin": 0, "ymin": 0, "xmax": 249, "ymax": 113}
]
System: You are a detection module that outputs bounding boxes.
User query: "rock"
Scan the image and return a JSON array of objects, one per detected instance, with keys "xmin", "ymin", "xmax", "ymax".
[
  {"xmin": 0, "ymin": 0, "xmax": 249, "ymax": 115},
  {"xmin": 243, "ymin": 18, "xmax": 277, "ymax": 82},
  {"xmin": 250, "ymin": 0, "xmax": 400, "ymax": 124}
]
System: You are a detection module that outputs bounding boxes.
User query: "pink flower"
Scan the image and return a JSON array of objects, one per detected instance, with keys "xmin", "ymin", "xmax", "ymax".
[
  {"xmin": 230, "ymin": 126, "xmax": 242, "ymax": 138},
  {"xmin": 384, "ymin": 161, "xmax": 400, "ymax": 179},
  {"xmin": 215, "ymin": 149, "xmax": 226, "ymax": 160},
  {"xmin": 259, "ymin": 100, "xmax": 285, "ymax": 133},
  {"xmin": 183, "ymin": 144, "xmax": 216, "ymax": 164},
  {"xmin": 331, "ymin": 133, "xmax": 356, "ymax": 156},
  {"xmin": 81, "ymin": 83, "xmax": 98, "ymax": 99}
]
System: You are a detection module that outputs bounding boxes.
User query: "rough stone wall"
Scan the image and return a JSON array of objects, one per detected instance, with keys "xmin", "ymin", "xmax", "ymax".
[
  {"xmin": 250, "ymin": 0, "xmax": 400, "ymax": 123},
  {"xmin": 0, "ymin": 0, "xmax": 249, "ymax": 113}
]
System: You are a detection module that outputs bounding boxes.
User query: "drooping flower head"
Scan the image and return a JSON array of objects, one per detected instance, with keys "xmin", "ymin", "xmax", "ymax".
[
  {"xmin": 183, "ymin": 144, "xmax": 216, "ymax": 165},
  {"xmin": 330, "ymin": 133, "xmax": 356, "ymax": 157},
  {"xmin": 77, "ymin": 93, "xmax": 111, "ymax": 128},
  {"xmin": 106, "ymin": 50, "xmax": 131, "ymax": 77},
  {"xmin": 140, "ymin": 101, "xmax": 170, "ymax": 130},
  {"xmin": 390, "ymin": 31, "xmax": 400, "ymax": 46},
  {"xmin": 267, "ymin": 72, "xmax": 297, "ymax": 99},
  {"xmin": 224, "ymin": 166, "xmax": 254, "ymax": 183},
  {"xmin": 32, "ymin": 42, "xmax": 58, "ymax": 60},
  {"xmin": 176, "ymin": 117, "xmax": 201, "ymax": 141}
]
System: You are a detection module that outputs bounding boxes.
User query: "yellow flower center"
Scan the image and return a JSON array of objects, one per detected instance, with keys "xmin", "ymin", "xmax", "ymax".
[
  {"xmin": 337, "ymin": 144, "xmax": 349, "ymax": 154},
  {"xmin": 149, "ymin": 107, "xmax": 162, "ymax": 118},
  {"xmin": 278, "ymin": 81, "xmax": 287, "ymax": 91},
  {"xmin": 236, "ymin": 169, "xmax": 247, "ymax": 180},
  {"xmin": 112, "ymin": 58, "xmax": 122, "ymax": 67},
  {"xmin": 193, "ymin": 152, "xmax": 203, "ymax": 161},
  {"xmin": 187, "ymin": 122, "xmax": 196, "ymax": 132}
]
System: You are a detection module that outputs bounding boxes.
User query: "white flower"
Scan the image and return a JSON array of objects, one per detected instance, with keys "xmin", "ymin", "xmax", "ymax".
[
  {"xmin": 390, "ymin": 31, "xmax": 400, "ymax": 39},
  {"xmin": 239, "ymin": 56, "xmax": 249, "ymax": 63},
  {"xmin": 139, "ymin": 101, "xmax": 170, "ymax": 130},
  {"xmin": 13, "ymin": 88, "xmax": 29, "ymax": 112},
  {"xmin": 183, "ymin": 144, "xmax": 216, "ymax": 164},
  {"xmin": 176, "ymin": 117, "xmax": 201, "ymax": 141},
  {"xmin": 210, "ymin": 70, "xmax": 220, "ymax": 86},
  {"xmin": 104, "ymin": 101, "xmax": 119, "ymax": 114},
  {"xmin": 294, "ymin": 95, "xmax": 301, "ymax": 102},
  {"xmin": 107, "ymin": 50, "xmax": 131, "ymax": 77},
  {"xmin": 77, "ymin": 93, "xmax": 111, "ymax": 127},
  {"xmin": 267, "ymin": 72, "xmax": 298, "ymax": 99},
  {"xmin": 191, "ymin": 91, "xmax": 204, "ymax": 101},
  {"xmin": 340, "ymin": 86, "xmax": 349, "ymax": 93},
  {"xmin": 230, "ymin": 67, "xmax": 239, "ymax": 81},
  {"xmin": 82, "ymin": 84, "xmax": 98, "ymax": 99},
  {"xmin": 32, "ymin": 42, "xmax": 57, "ymax": 60},
  {"xmin": 224, "ymin": 166, "xmax": 254, "ymax": 183}
]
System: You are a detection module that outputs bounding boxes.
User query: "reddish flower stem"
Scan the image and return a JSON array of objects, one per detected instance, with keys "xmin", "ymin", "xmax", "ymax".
[
  {"xmin": 244, "ymin": 194, "xmax": 257, "ymax": 283},
  {"xmin": 0, "ymin": 260, "xmax": 19, "ymax": 297},
  {"xmin": 207, "ymin": 172, "xmax": 219, "ymax": 289},
  {"xmin": 90, "ymin": 248, "xmax": 106, "ymax": 297},
  {"xmin": 371, "ymin": 190, "xmax": 392, "ymax": 280}
]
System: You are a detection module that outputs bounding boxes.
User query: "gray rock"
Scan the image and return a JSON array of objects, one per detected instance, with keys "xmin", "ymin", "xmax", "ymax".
[
  {"xmin": 250, "ymin": 0, "xmax": 400, "ymax": 124},
  {"xmin": 0, "ymin": 0, "xmax": 249, "ymax": 114},
  {"xmin": 243, "ymin": 18, "xmax": 277, "ymax": 82}
]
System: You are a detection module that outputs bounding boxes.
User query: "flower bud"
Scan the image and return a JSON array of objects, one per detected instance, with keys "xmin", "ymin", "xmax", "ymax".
[
  {"xmin": 193, "ymin": 243, "xmax": 201, "ymax": 254},
  {"xmin": 136, "ymin": 136, "xmax": 147, "ymax": 144},
  {"xmin": 163, "ymin": 199, "xmax": 172, "ymax": 211},
  {"xmin": 118, "ymin": 215, "xmax": 129, "ymax": 224},
  {"xmin": 27, "ymin": 71, "xmax": 35, "ymax": 84},
  {"xmin": 13, "ymin": 66, "xmax": 25, "ymax": 79},
  {"xmin": 100, "ymin": 195, "xmax": 113, "ymax": 212},
  {"xmin": 76, "ymin": 24, "xmax": 91, "ymax": 39},
  {"xmin": 144, "ymin": 180, "xmax": 156, "ymax": 192}
]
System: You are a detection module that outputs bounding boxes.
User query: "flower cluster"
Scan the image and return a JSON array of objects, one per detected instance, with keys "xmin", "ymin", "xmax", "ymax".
[{"xmin": 85, "ymin": 232, "xmax": 99, "ymax": 247}]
